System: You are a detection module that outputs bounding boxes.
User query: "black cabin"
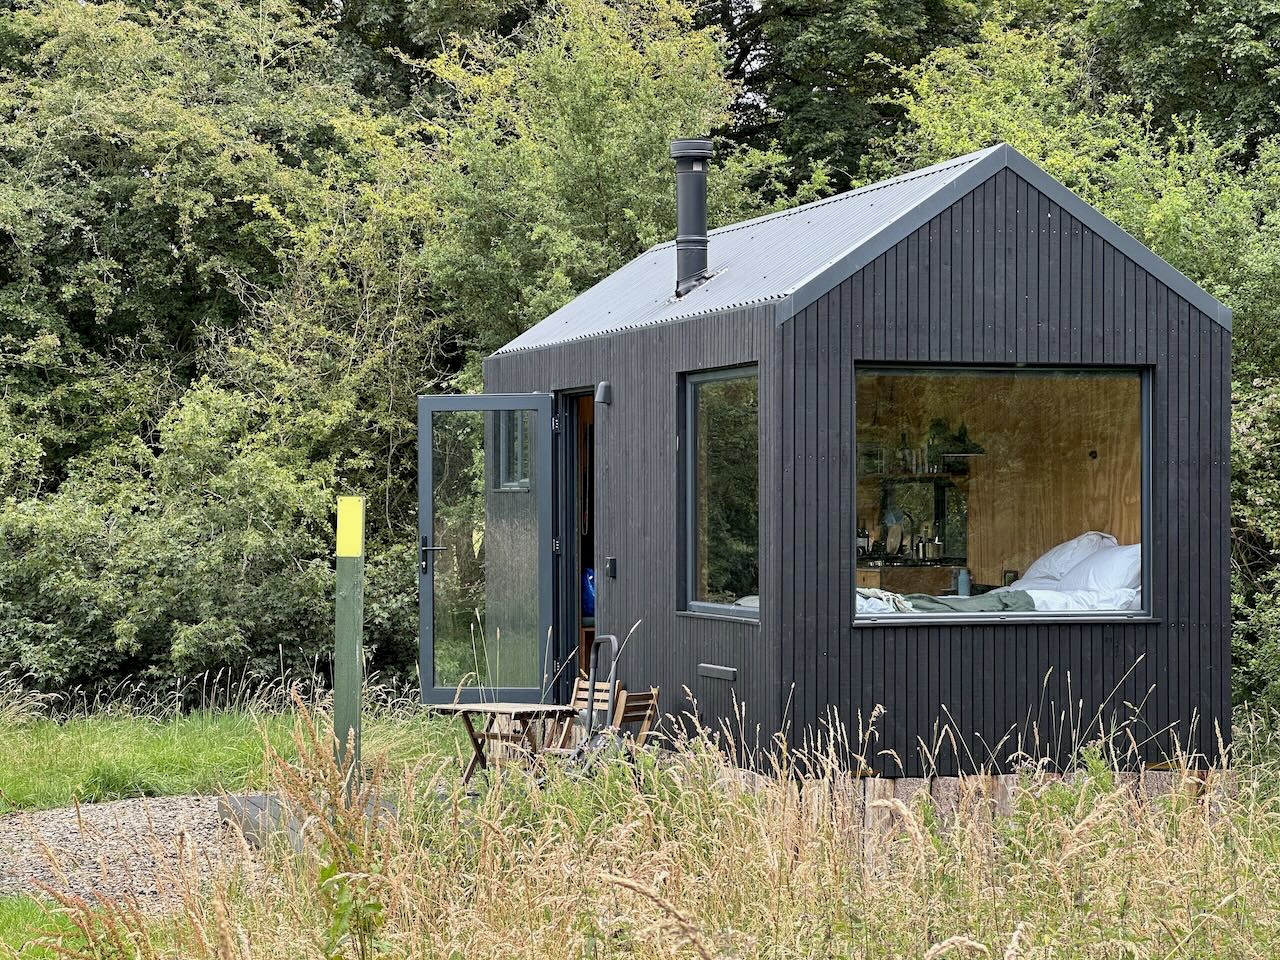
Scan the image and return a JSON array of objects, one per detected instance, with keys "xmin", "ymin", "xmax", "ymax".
[{"xmin": 418, "ymin": 142, "xmax": 1232, "ymax": 776}]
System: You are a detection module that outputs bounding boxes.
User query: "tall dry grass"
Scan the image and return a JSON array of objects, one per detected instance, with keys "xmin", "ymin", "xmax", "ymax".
[{"xmin": 42, "ymin": 704, "xmax": 1280, "ymax": 960}]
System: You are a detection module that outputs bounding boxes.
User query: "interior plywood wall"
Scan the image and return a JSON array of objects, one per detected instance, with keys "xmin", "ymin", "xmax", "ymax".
[{"xmin": 857, "ymin": 371, "xmax": 1142, "ymax": 587}]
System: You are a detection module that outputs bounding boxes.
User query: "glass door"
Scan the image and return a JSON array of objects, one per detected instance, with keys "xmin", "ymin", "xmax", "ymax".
[{"xmin": 418, "ymin": 394, "xmax": 554, "ymax": 703}]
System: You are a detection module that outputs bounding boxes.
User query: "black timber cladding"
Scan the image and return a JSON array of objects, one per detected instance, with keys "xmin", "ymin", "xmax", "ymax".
[
  {"xmin": 484, "ymin": 305, "xmax": 785, "ymax": 745},
  {"xmin": 781, "ymin": 167, "xmax": 1231, "ymax": 775}
]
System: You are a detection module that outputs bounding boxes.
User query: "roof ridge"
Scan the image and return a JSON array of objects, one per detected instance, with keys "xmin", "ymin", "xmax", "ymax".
[{"xmin": 648, "ymin": 145, "xmax": 1002, "ymax": 251}]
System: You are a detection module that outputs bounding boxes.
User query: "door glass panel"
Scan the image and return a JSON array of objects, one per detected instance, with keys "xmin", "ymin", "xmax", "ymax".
[{"xmin": 430, "ymin": 408, "xmax": 542, "ymax": 689}]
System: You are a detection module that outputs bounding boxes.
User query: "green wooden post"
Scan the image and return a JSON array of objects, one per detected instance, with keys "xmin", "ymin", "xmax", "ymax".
[{"xmin": 334, "ymin": 495, "xmax": 365, "ymax": 775}]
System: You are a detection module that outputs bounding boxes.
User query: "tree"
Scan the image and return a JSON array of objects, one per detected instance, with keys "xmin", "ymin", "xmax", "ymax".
[
  {"xmin": 1086, "ymin": 0, "xmax": 1280, "ymax": 158},
  {"xmin": 0, "ymin": 0, "xmax": 384, "ymax": 490},
  {"xmin": 0, "ymin": 0, "xmax": 438, "ymax": 686},
  {"xmin": 697, "ymin": 0, "xmax": 979, "ymax": 187},
  {"xmin": 1231, "ymin": 377, "xmax": 1280, "ymax": 712},
  {"xmin": 425, "ymin": 0, "xmax": 826, "ymax": 360}
]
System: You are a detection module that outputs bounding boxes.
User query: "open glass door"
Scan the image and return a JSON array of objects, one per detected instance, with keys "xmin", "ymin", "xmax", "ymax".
[{"xmin": 418, "ymin": 394, "xmax": 554, "ymax": 703}]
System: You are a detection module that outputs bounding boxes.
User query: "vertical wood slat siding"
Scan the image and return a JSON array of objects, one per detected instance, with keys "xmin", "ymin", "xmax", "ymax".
[
  {"xmin": 783, "ymin": 168, "xmax": 1231, "ymax": 776},
  {"xmin": 484, "ymin": 305, "xmax": 781, "ymax": 747}
]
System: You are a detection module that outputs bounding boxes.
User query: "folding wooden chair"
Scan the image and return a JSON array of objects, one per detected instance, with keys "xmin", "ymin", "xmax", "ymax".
[
  {"xmin": 612, "ymin": 686, "xmax": 660, "ymax": 747},
  {"xmin": 546, "ymin": 675, "xmax": 618, "ymax": 751}
]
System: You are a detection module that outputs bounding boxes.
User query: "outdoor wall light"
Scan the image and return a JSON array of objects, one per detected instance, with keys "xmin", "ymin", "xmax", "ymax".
[{"xmin": 594, "ymin": 381, "xmax": 613, "ymax": 405}]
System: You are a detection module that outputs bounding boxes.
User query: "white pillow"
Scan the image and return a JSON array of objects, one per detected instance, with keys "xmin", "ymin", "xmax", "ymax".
[
  {"xmin": 1059, "ymin": 544, "xmax": 1142, "ymax": 592},
  {"xmin": 1022, "ymin": 531, "xmax": 1118, "ymax": 583}
]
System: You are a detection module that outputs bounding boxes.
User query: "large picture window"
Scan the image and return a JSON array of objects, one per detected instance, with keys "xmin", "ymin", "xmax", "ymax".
[
  {"xmin": 686, "ymin": 367, "xmax": 759, "ymax": 617},
  {"xmin": 855, "ymin": 367, "xmax": 1145, "ymax": 620}
]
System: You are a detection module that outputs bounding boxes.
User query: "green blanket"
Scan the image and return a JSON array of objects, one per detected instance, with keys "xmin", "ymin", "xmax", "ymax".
[{"xmin": 904, "ymin": 590, "xmax": 1035, "ymax": 613}]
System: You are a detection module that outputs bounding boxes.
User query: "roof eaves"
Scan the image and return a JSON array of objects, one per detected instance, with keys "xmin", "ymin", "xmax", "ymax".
[
  {"xmin": 773, "ymin": 145, "xmax": 1008, "ymax": 324},
  {"xmin": 489, "ymin": 295, "xmax": 783, "ymax": 358}
]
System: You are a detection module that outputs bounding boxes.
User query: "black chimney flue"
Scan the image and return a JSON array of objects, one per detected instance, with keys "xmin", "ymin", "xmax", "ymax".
[{"xmin": 670, "ymin": 137, "xmax": 714, "ymax": 297}]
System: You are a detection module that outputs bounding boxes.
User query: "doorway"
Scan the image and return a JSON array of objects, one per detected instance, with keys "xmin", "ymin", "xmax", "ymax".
[{"xmin": 560, "ymin": 392, "xmax": 597, "ymax": 687}]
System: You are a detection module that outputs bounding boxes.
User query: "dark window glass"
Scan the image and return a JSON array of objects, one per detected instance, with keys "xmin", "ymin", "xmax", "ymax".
[
  {"xmin": 688, "ymin": 369, "xmax": 759, "ymax": 611},
  {"xmin": 855, "ymin": 368, "xmax": 1144, "ymax": 618}
]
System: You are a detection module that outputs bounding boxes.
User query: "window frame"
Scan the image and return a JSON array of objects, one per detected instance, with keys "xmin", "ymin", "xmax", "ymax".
[
  {"xmin": 682, "ymin": 364, "xmax": 761, "ymax": 621},
  {"xmin": 851, "ymin": 363, "xmax": 1154, "ymax": 626}
]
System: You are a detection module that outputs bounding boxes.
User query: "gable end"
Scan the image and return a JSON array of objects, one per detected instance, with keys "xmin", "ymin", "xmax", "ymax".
[{"xmin": 775, "ymin": 145, "xmax": 1231, "ymax": 333}]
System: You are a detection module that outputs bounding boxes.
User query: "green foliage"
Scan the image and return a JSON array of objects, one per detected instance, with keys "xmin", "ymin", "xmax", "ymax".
[
  {"xmin": 0, "ymin": 385, "xmax": 334, "ymax": 684},
  {"xmin": 1232, "ymin": 379, "xmax": 1280, "ymax": 712},
  {"xmin": 698, "ymin": 0, "xmax": 980, "ymax": 186},
  {"xmin": 1086, "ymin": 0, "xmax": 1280, "ymax": 156},
  {"xmin": 426, "ymin": 0, "xmax": 824, "ymax": 358},
  {"xmin": 0, "ymin": 0, "xmax": 432, "ymax": 686},
  {"xmin": 317, "ymin": 853, "xmax": 386, "ymax": 960},
  {"xmin": 0, "ymin": 0, "xmax": 375, "ymax": 481}
]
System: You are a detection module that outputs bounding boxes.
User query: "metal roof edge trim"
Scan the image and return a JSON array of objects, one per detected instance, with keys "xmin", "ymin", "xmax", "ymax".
[
  {"xmin": 773, "ymin": 145, "xmax": 1007, "ymax": 324},
  {"xmin": 775, "ymin": 143, "xmax": 1232, "ymax": 333}
]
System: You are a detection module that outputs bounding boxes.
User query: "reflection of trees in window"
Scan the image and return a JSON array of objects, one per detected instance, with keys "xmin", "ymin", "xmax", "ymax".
[
  {"xmin": 691, "ymin": 371, "xmax": 759, "ymax": 606},
  {"xmin": 431, "ymin": 410, "xmax": 487, "ymax": 685}
]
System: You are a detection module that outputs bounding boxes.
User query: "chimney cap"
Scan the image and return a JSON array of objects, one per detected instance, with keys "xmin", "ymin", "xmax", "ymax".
[{"xmin": 670, "ymin": 137, "xmax": 714, "ymax": 160}]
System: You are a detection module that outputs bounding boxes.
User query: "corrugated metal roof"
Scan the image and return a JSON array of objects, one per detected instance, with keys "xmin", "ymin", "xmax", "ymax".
[
  {"xmin": 494, "ymin": 146, "xmax": 999, "ymax": 355},
  {"xmin": 493, "ymin": 143, "xmax": 1231, "ymax": 356}
]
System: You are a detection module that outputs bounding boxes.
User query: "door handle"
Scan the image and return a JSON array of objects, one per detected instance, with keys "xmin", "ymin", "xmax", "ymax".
[{"xmin": 420, "ymin": 537, "xmax": 446, "ymax": 571}]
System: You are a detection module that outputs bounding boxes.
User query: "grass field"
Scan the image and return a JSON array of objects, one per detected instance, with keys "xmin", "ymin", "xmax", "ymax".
[
  {"xmin": 0, "ymin": 711, "xmax": 296, "ymax": 813},
  {"xmin": 0, "ymin": 679, "xmax": 462, "ymax": 813},
  {"xmin": 27, "ymin": 720, "xmax": 1280, "ymax": 960},
  {"xmin": 0, "ymin": 897, "xmax": 65, "ymax": 958}
]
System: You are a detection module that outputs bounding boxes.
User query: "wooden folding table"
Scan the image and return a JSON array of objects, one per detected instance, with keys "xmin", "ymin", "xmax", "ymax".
[{"xmin": 429, "ymin": 702, "xmax": 579, "ymax": 785}]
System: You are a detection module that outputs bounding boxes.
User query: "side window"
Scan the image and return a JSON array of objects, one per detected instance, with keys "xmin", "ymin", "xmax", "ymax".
[
  {"xmin": 494, "ymin": 409, "xmax": 532, "ymax": 491},
  {"xmin": 685, "ymin": 367, "xmax": 760, "ymax": 617}
]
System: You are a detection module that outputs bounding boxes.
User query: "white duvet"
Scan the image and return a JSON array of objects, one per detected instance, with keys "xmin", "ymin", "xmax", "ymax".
[
  {"xmin": 1024, "ymin": 587, "xmax": 1140, "ymax": 612},
  {"xmin": 854, "ymin": 586, "xmax": 1141, "ymax": 615}
]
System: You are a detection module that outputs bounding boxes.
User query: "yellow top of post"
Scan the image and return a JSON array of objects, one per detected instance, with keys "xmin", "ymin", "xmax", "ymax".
[{"xmin": 336, "ymin": 496, "xmax": 365, "ymax": 558}]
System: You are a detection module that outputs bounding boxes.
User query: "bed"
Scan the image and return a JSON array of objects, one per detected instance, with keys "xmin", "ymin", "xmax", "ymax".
[{"xmin": 856, "ymin": 533, "xmax": 1142, "ymax": 616}]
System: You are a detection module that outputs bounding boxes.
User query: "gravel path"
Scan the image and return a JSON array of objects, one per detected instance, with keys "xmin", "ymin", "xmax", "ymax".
[{"xmin": 0, "ymin": 795, "xmax": 251, "ymax": 910}]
